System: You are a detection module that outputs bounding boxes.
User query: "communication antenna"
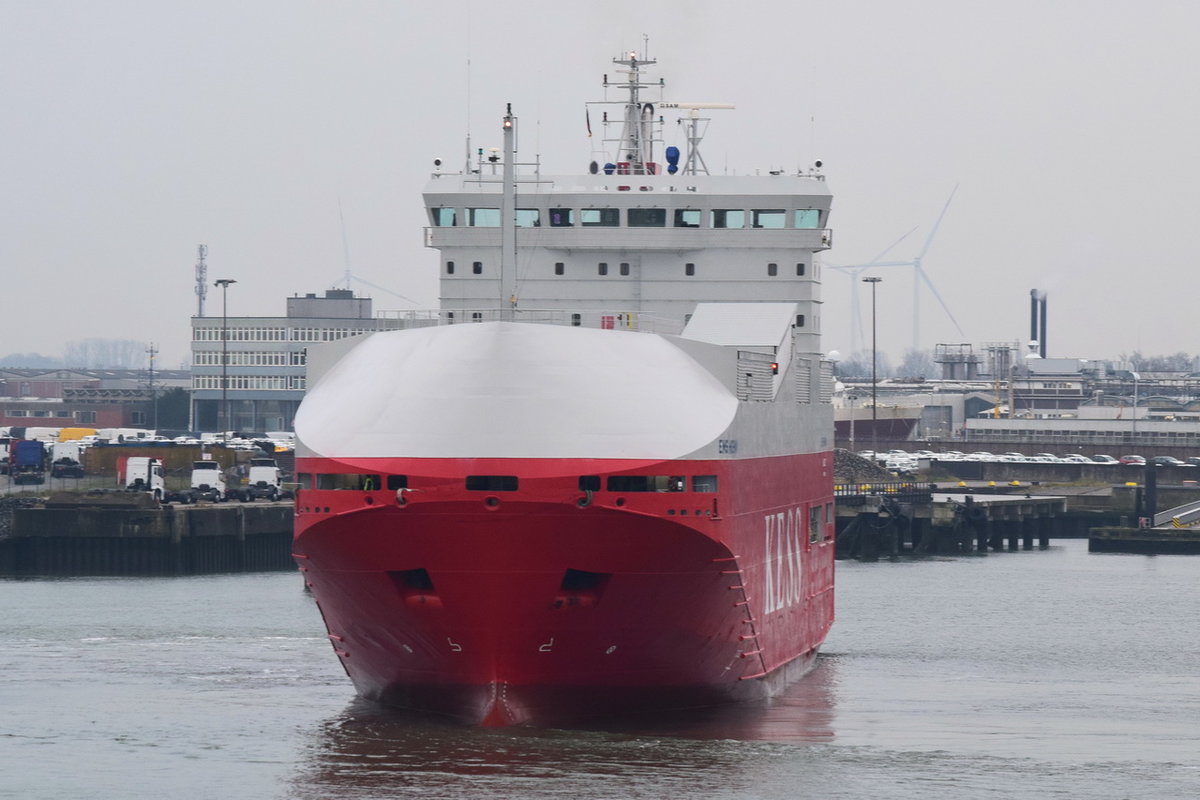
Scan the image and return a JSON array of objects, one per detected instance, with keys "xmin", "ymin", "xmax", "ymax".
[
  {"xmin": 194, "ymin": 244, "xmax": 208, "ymax": 317},
  {"xmin": 145, "ymin": 342, "xmax": 159, "ymax": 430}
]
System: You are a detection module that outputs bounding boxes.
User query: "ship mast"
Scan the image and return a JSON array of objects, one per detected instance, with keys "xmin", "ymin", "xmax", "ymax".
[
  {"xmin": 607, "ymin": 50, "xmax": 659, "ymax": 175},
  {"xmin": 593, "ymin": 50, "xmax": 730, "ymax": 177},
  {"xmin": 500, "ymin": 104, "xmax": 517, "ymax": 315}
]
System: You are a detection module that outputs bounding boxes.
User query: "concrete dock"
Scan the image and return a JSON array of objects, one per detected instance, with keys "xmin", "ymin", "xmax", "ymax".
[{"xmin": 835, "ymin": 484, "xmax": 1066, "ymax": 559}]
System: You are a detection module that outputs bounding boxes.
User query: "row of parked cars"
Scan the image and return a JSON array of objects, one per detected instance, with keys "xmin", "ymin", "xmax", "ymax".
[{"xmin": 861, "ymin": 449, "xmax": 1200, "ymax": 475}]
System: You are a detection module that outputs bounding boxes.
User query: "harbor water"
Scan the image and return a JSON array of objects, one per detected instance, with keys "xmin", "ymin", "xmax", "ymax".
[{"xmin": 1, "ymin": 539, "xmax": 1197, "ymax": 799}]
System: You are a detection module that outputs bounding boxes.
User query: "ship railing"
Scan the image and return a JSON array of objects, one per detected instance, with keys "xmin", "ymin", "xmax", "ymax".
[
  {"xmin": 834, "ymin": 481, "xmax": 935, "ymax": 506},
  {"xmin": 424, "ymin": 226, "xmax": 833, "ymax": 251},
  {"xmin": 374, "ymin": 308, "xmax": 685, "ymax": 334}
]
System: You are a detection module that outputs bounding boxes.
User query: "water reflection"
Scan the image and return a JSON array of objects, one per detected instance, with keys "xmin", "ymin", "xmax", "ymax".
[{"xmin": 290, "ymin": 657, "xmax": 839, "ymax": 798}]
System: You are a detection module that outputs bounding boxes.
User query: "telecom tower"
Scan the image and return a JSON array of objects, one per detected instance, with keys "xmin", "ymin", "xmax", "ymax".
[{"xmin": 195, "ymin": 244, "xmax": 209, "ymax": 317}]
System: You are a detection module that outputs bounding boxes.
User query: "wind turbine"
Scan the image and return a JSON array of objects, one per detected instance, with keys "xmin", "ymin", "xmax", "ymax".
[
  {"xmin": 827, "ymin": 227, "xmax": 916, "ymax": 355},
  {"xmin": 332, "ymin": 201, "xmax": 420, "ymax": 306},
  {"xmin": 829, "ymin": 186, "xmax": 965, "ymax": 354},
  {"xmin": 905, "ymin": 186, "xmax": 964, "ymax": 350}
]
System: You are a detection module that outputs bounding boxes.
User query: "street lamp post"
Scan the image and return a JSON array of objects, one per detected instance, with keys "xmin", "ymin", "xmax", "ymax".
[
  {"xmin": 1131, "ymin": 371, "xmax": 1140, "ymax": 441},
  {"xmin": 848, "ymin": 390, "xmax": 857, "ymax": 451},
  {"xmin": 863, "ymin": 276, "xmax": 882, "ymax": 454},
  {"xmin": 215, "ymin": 279, "xmax": 237, "ymax": 441}
]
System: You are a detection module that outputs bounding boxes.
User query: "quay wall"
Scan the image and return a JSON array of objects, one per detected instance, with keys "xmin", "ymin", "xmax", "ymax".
[
  {"xmin": 0, "ymin": 503, "xmax": 295, "ymax": 577},
  {"xmin": 842, "ymin": 436, "xmax": 1200, "ymax": 462}
]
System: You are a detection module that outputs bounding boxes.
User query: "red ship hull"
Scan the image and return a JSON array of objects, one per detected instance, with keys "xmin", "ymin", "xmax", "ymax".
[{"xmin": 293, "ymin": 453, "xmax": 835, "ymax": 726}]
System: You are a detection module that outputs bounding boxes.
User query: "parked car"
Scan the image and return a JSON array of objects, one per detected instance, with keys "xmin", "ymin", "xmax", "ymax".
[
  {"xmin": 1118, "ymin": 455, "xmax": 1146, "ymax": 465},
  {"xmin": 1149, "ymin": 456, "xmax": 1187, "ymax": 467},
  {"xmin": 1092, "ymin": 454, "xmax": 1119, "ymax": 464},
  {"xmin": 1185, "ymin": 457, "xmax": 1200, "ymax": 467}
]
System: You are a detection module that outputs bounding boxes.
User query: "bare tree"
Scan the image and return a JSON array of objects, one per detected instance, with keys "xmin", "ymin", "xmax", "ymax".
[
  {"xmin": 62, "ymin": 338, "xmax": 146, "ymax": 369},
  {"xmin": 834, "ymin": 350, "xmax": 894, "ymax": 378},
  {"xmin": 1120, "ymin": 351, "xmax": 1198, "ymax": 372},
  {"xmin": 897, "ymin": 348, "xmax": 936, "ymax": 380}
]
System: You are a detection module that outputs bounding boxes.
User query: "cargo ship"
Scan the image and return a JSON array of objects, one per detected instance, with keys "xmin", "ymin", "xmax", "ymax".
[{"xmin": 292, "ymin": 50, "xmax": 837, "ymax": 726}]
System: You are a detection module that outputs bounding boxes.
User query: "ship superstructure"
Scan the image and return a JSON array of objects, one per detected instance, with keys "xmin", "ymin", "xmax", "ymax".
[{"xmin": 292, "ymin": 50, "xmax": 838, "ymax": 726}]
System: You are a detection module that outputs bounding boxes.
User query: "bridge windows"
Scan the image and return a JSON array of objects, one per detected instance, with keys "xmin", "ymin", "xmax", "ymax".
[
  {"xmin": 711, "ymin": 209, "xmax": 745, "ymax": 229},
  {"xmin": 794, "ymin": 209, "xmax": 821, "ymax": 228},
  {"xmin": 752, "ymin": 209, "xmax": 786, "ymax": 228},
  {"xmin": 516, "ymin": 209, "xmax": 540, "ymax": 227},
  {"xmin": 627, "ymin": 208, "xmax": 666, "ymax": 227},
  {"xmin": 580, "ymin": 208, "xmax": 619, "ymax": 226},
  {"xmin": 674, "ymin": 209, "xmax": 701, "ymax": 227},
  {"xmin": 434, "ymin": 205, "xmax": 823, "ymax": 231},
  {"xmin": 466, "ymin": 208, "xmax": 500, "ymax": 227}
]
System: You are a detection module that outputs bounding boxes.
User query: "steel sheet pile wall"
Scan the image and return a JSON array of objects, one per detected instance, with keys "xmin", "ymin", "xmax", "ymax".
[{"xmin": 0, "ymin": 504, "xmax": 294, "ymax": 576}]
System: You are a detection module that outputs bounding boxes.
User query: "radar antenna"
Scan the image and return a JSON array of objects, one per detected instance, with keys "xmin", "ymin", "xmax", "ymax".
[
  {"xmin": 194, "ymin": 244, "xmax": 208, "ymax": 317},
  {"xmin": 660, "ymin": 103, "xmax": 734, "ymax": 175},
  {"xmin": 586, "ymin": 49, "xmax": 733, "ymax": 177}
]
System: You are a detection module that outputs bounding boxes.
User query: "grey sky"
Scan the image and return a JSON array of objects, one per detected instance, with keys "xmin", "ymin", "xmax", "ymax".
[{"xmin": 2, "ymin": 1, "xmax": 1196, "ymax": 369}]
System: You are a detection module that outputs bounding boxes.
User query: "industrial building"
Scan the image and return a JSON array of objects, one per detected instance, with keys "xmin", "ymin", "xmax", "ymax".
[{"xmin": 188, "ymin": 289, "xmax": 414, "ymax": 433}]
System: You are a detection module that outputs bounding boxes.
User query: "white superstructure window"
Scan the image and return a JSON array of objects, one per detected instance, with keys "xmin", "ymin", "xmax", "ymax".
[
  {"xmin": 627, "ymin": 208, "xmax": 666, "ymax": 227},
  {"xmin": 467, "ymin": 208, "xmax": 500, "ymax": 227},
  {"xmin": 711, "ymin": 209, "xmax": 745, "ymax": 229},
  {"xmin": 752, "ymin": 209, "xmax": 786, "ymax": 228},
  {"xmin": 794, "ymin": 209, "xmax": 820, "ymax": 228},
  {"xmin": 581, "ymin": 209, "xmax": 619, "ymax": 227},
  {"xmin": 674, "ymin": 209, "xmax": 701, "ymax": 228}
]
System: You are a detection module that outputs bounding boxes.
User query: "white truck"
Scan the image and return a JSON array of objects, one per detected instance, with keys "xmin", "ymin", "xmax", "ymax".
[
  {"xmin": 228, "ymin": 457, "xmax": 283, "ymax": 501},
  {"xmin": 187, "ymin": 460, "xmax": 227, "ymax": 502},
  {"xmin": 124, "ymin": 457, "xmax": 165, "ymax": 500},
  {"xmin": 50, "ymin": 441, "xmax": 86, "ymax": 478}
]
